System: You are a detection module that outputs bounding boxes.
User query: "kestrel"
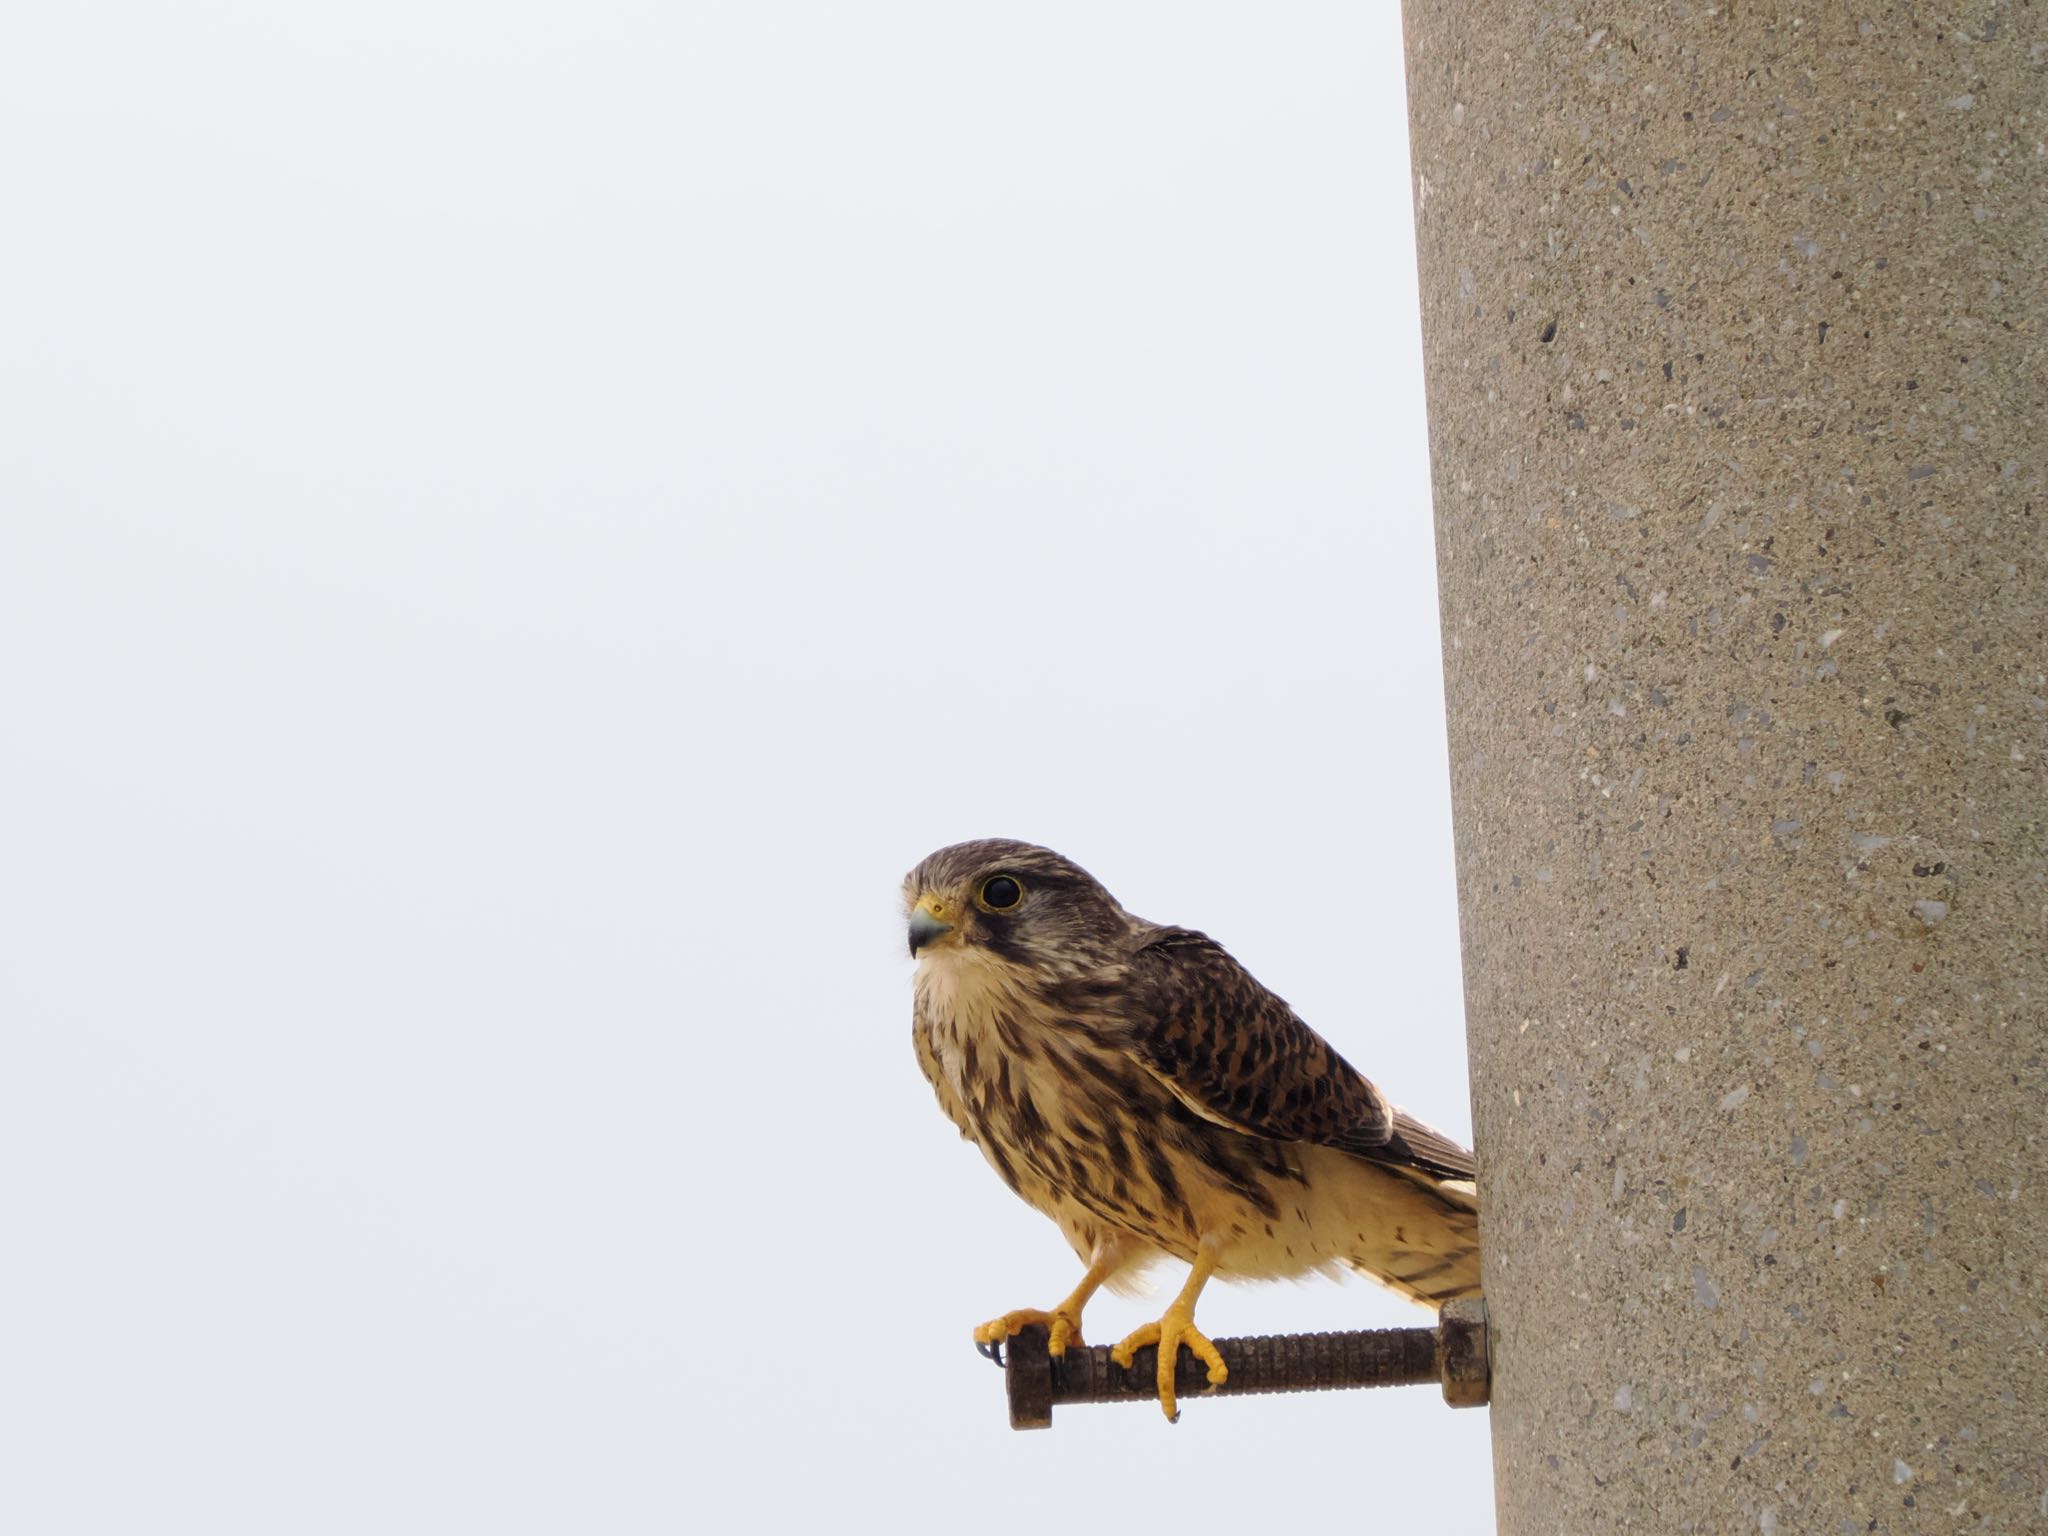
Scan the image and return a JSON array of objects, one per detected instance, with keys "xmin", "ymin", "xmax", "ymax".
[{"xmin": 905, "ymin": 838, "xmax": 1480, "ymax": 1421}]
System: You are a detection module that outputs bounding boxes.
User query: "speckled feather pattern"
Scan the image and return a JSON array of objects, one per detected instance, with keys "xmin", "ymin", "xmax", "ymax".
[{"xmin": 907, "ymin": 839, "xmax": 1480, "ymax": 1307}]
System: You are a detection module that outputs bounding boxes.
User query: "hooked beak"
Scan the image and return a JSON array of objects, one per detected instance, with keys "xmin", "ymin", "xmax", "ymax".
[{"xmin": 908, "ymin": 896, "xmax": 952, "ymax": 956}]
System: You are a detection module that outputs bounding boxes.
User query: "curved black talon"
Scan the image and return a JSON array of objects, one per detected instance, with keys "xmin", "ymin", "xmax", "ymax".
[{"xmin": 976, "ymin": 1338, "xmax": 1005, "ymax": 1366}]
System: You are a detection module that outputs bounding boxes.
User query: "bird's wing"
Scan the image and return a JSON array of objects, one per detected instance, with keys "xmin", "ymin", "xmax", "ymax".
[
  {"xmin": 1115, "ymin": 927, "xmax": 1397, "ymax": 1157},
  {"xmin": 1380, "ymin": 1110, "xmax": 1477, "ymax": 1185}
]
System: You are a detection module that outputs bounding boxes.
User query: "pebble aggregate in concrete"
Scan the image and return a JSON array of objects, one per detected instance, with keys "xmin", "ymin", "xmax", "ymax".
[{"xmin": 1403, "ymin": 6, "xmax": 2044, "ymax": 1530}]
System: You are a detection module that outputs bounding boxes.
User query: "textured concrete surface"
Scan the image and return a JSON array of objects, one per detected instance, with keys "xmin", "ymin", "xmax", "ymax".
[{"xmin": 1402, "ymin": 7, "xmax": 2044, "ymax": 1531}]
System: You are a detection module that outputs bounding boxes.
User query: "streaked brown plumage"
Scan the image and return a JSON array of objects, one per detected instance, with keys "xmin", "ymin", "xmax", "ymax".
[{"xmin": 904, "ymin": 838, "xmax": 1480, "ymax": 1419}]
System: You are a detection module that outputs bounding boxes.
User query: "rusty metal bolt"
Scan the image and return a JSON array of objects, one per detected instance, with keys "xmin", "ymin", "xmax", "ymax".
[
  {"xmin": 1435, "ymin": 1297, "xmax": 1490, "ymax": 1408},
  {"xmin": 998, "ymin": 1298, "xmax": 1490, "ymax": 1429}
]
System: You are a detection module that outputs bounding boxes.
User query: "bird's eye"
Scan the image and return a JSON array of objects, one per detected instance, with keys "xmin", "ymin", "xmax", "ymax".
[{"xmin": 979, "ymin": 875, "xmax": 1023, "ymax": 911}]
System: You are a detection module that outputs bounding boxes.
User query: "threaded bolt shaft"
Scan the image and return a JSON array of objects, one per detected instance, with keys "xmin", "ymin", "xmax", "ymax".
[{"xmin": 1000, "ymin": 1299, "xmax": 1488, "ymax": 1429}]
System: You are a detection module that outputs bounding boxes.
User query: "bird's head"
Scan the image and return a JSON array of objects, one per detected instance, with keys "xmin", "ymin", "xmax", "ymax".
[{"xmin": 902, "ymin": 839, "xmax": 1132, "ymax": 976}]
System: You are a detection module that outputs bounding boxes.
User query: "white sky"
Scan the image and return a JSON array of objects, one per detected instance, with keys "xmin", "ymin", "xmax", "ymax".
[{"xmin": 2, "ymin": 3, "xmax": 1491, "ymax": 1530}]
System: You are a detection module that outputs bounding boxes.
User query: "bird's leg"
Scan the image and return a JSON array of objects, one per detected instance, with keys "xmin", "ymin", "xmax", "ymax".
[
  {"xmin": 1109, "ymin": 1244, "xmax": 1227, "ymax": 1422},
  {"xmin": 973, "ymin": 1241, "xmax": 1126, "ymax": 1358}
]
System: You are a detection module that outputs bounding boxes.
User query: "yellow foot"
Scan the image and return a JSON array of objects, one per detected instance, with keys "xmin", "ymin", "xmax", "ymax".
[
  {"xmin": 1110, "ymin": 1306, "xmax": 1228, "ymax": 1422},
  {"xmin": 972, "ymin": 1307, "xmax": 1085, "ymax": 1356}
]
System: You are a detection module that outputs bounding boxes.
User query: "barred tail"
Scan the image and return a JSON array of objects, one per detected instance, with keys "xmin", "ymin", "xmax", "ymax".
[{"xmin": 1337, "ymin": 1154, "xmax": 1483, "ymax": 1308}]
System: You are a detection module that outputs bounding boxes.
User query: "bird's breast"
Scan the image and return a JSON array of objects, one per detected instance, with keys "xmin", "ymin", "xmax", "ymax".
[
  {"xmin": 915, "ymin": 948, "xmax": 1040, "ymax": 1091},
  {"xmin": 912, "ymin": 949, "xmax": 1149, "ymax": 1222}
]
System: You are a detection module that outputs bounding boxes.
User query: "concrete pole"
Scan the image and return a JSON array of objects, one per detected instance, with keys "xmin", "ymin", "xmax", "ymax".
[{"xmin": 1402, "ymin": 8, "xmax": 2044, "ymax": 1532}]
